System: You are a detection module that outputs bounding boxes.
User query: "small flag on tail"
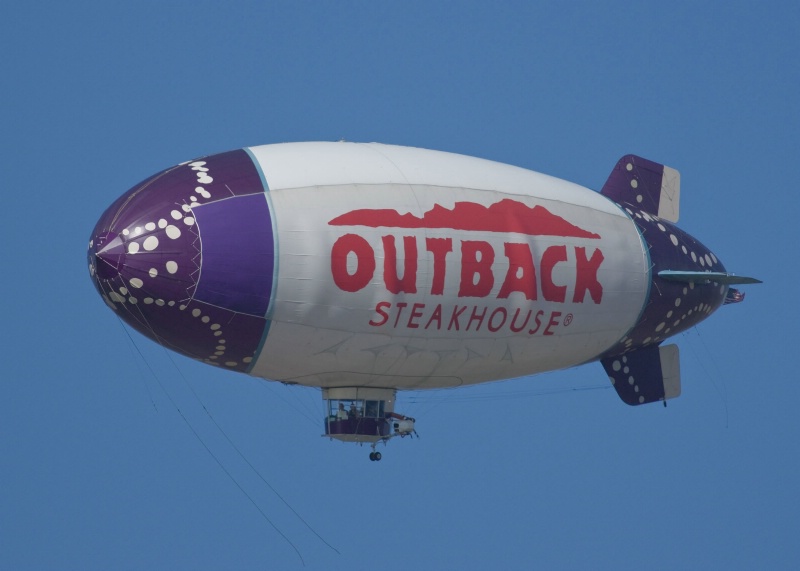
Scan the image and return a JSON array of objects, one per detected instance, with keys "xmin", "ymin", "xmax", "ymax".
[{"xmin": 724, "ymin": 288, "xmax": 745, "ymax": 304}]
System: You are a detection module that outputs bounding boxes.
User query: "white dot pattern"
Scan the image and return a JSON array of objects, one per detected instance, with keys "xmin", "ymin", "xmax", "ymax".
[
  {"xmin": 89, "ymin": 152, "xmax": 266, "ymax": 375},
  {"xmin": 602, "ymin": 202, "xmax": 728, "ymax": 374}
]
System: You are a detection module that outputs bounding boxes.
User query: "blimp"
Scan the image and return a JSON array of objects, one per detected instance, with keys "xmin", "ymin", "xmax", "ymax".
[{"xmin": 88, "ymin": 142, "xmax": 759, "ymax": 460}]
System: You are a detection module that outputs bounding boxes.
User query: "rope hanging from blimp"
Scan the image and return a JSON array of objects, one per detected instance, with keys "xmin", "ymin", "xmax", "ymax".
[
  {"xmin": 115, "ymin": 303, "xmax": 340, "ymax": 564},
  {"xmin": 116, "ymin": 316, "xmax": 307, "ymax": 564},
  {"xmin": 685, "ymin": 326, "xmax": 730, "ymax": 429},
  {"xmin": 132, "ymin": 303, "xmax": 340, "ymax": 556},
  {"xmin": 161, "ymin": 346, "xmax": 341, "ymax": 555}
]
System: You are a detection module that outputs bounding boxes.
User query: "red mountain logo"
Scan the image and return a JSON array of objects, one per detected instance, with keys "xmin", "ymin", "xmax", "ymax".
[{"xmin": 328, "ymin": 198, "xmax": 600, "ymax": 239}]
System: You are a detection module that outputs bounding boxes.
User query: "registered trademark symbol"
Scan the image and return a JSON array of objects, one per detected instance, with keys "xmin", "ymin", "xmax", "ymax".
[{"xmin": 564, "ymin": 313, "xmax": 574, "ymax": 326}]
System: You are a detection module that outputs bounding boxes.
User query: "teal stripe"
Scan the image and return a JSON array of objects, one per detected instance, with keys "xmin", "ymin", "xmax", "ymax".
[
  {"xmin": 244, "ymin": 147, "xmax": 279, "ymax": 375},
  {"xmin": 581, "ymin": 195, "xmax": 652, "ymax": 365}
]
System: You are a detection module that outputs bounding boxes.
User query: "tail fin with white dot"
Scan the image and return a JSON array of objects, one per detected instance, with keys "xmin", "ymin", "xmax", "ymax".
[
  {"xmin": 601, "ymin": 344, "xmax": 681, "ymax": 406},
  {"xmin": 601, "ymin": 155, "xmax": 680, "ymax": 223}
]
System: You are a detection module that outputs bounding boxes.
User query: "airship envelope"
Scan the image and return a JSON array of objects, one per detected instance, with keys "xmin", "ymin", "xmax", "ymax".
[{"xmin": 88, "ymin": 142, "xmax": 759, "ymax": 459}]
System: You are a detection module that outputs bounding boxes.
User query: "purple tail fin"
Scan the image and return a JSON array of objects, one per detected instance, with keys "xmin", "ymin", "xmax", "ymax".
[
  {"xmin": 601, "ymin": 155, "xmax": 680, "ymax": 222},
  {"xmin": 601, "ymin": 345, "xmax": 681, "ymax": 406}
]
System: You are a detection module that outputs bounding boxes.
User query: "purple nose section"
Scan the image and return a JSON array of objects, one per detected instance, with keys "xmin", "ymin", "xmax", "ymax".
[
  {"xmin": 87, "ymin": 149, "xmax": 274, "ymax": 371},
  {"xmin": 93, "ymin": 231, "xmax": 125, "ymax": 280}
]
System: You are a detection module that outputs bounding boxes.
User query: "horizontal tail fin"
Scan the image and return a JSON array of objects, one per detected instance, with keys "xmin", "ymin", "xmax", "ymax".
[{"xmin": 658, "ymin": 270, "xmax": 762, "ymax": 285}]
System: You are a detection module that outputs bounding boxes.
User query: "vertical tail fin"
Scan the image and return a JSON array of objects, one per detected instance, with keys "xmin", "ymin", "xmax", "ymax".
[
  {"xmin": 601, "ymin": 344, "xmax": 681, "ymax": 406},
  {"xmin": 601, "ymin": 155, "xmax": 680, "ymax": 222}
]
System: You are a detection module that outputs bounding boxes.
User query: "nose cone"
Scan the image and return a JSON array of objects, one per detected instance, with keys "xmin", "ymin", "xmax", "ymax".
[{"xmin": 88, "ymin": 149, "xmax": 274, "ymax": 371}]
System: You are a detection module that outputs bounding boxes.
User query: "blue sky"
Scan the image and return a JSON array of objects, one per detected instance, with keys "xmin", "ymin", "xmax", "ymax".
[{"xmin": 2, "ymin": 1, "xmax": 798, "ymax": 569}]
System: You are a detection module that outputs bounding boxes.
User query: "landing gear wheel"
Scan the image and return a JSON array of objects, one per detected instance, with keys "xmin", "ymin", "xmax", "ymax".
[
  {"xmin": 374, "ymin": 452, "xmax": 381, "ymax": 461},
  {"xmin": 369, "ymin": 452, "xmax": 375, "ymax": 461}
]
